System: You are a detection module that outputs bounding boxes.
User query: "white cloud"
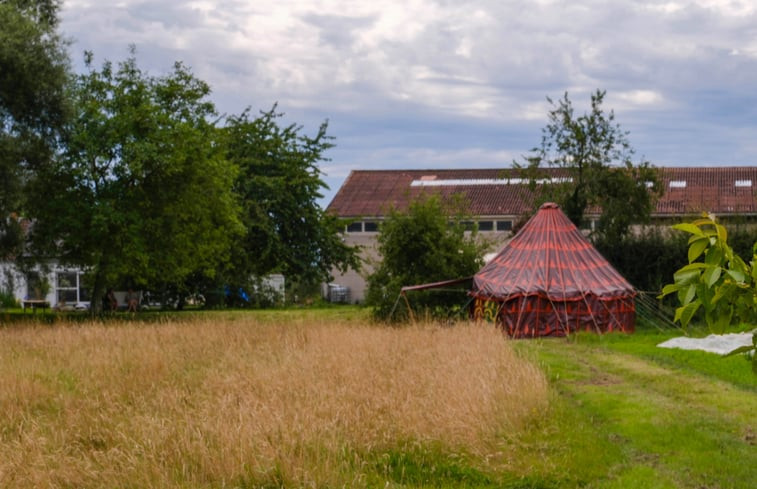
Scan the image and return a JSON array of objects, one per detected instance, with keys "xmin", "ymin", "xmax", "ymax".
[
  {"xmin": 615, "ymin": 90, "xmax": 665, "ymax": 107},
  {"xmin": 58, "ymin": 0, "xmax": 757, "ymax": 206}
]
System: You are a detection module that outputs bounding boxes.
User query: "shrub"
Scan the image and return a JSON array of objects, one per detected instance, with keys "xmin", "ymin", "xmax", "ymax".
[
  {"xmin": 365, "ymin": 195, "xmax": 487, "ymax": 321},
  {"xmin": 0, "ymin": 289, "xmax": 18, "ymax": 308}
]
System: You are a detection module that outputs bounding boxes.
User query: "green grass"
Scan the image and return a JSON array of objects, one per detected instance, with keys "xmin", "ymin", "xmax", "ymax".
[
  {"xmin": 2, "ymin": 307, "xmax": 756, "ymax": 488},
  {"xmin": 564, "ymin": 328, "xmax": 757, "ymax": 390},
  {"xmin": 512, "ymin": 330, "xmax": 757, "ymax": 488}
]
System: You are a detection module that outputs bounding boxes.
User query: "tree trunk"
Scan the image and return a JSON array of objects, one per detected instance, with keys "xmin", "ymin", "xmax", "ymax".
[{"xmin": 89, "ymin": 264, "xmax": 106, "ymax": 317}]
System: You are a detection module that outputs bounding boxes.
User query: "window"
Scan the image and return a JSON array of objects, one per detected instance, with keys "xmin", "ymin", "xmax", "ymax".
[
  {"xmin": 496, "ymin": 220, "xmax": 512, "ymax": 231},
  {"xmin": 363, "ymin": 221, "xmax": 379, "ymax": 232},
  {"xmin": 55, "ymin": 271, "xmax": 89, "ymax": 304},
  {"xmin": 461, "ymin": 221, "xmax": 475, "ymax": 231},
  {"xmin": 346, "ymin": 222, "xmax": 362, "ymax": 233},
  {"xmin": 57, "ymin": 272, "xmax": 79, "ymax": 304},
  {"xmin": 478, "ymin": 221, "xmax": 493, "ymax": 231}
]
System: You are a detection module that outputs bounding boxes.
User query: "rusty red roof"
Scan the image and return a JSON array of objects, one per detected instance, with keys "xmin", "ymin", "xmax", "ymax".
[{"xmin": 327, "ymin": 167, "xmax": 757, "ymax": 218}]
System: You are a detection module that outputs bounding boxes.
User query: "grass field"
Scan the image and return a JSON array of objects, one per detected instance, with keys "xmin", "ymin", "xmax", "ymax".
[
  {"xmin": 1, "ymin": 309, "xmax": 755, "ymax": 488},
  {"xmin": 0, "ymin": 312, "xmax": 547, "ymax": 488}
]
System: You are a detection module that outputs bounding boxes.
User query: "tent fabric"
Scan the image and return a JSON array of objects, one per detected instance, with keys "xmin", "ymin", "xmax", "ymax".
[{"xmin": 470, "ymin": 202, "xmax": 636, "ymax": 337}]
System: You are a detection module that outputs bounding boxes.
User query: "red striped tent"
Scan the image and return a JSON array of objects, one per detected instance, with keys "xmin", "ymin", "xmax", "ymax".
[{"xmin": 470, "ymin": 202, "xmax": 636, "ymax": 337}]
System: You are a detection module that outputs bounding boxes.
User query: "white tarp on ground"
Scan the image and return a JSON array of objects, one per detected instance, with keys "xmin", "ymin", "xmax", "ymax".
[{"xmin": 657, "ymin": 333, "xmax": 754, "ymax": 355}]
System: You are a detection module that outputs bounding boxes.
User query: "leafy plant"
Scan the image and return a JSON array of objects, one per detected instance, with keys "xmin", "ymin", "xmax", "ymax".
[
  {"xmin": 0, "ymin": 289, "xmax": 18, "ymax": 308},
  {"xmin": 659, "ymin": 214, "xmax": 757, "ymax": 372},
  {"xmin": 365, "ymin": 195, "xmax": 487, "ymax": 321}
]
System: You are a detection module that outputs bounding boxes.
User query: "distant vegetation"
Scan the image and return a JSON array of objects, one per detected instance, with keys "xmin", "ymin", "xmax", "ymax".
[
  {"xmin": 365, "ymin": 195, "xmax": 487, "ymax": 321},
  {"xmin": 1, "ymin": 1, "xmax": 359, "ymax": 312}
]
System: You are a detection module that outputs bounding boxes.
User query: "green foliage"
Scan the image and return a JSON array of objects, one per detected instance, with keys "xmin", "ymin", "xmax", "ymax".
[
  {"xmin": 27, "ymin": 52, "xmax": 242, "ymax": 313},
  {"xmin": 222, "ymin": 106, "xmax": 359, "ymax": 295},
  {"xmin": 0, "ymin": 288, "xmax": 18, "ymax": 307},
  {"xmin": 659, "ymin": 215, "xmax": 757, "ymax": 331},
  {"xmin": 659, "ymin": 215, "xmax": 757, "ymax": 371},
  {"xmin": 521, "ymin": 89, "xmax": 661, "ymax": 242},
  {"xmin": 372, "ymin": 443, "xmax": 496, "ymax": 487},
  {"xmin": 0, "ymin": 0, "xmax": 70, "ymax": 258},
  {"xmin": 518, "ymin": 335, "xmax": 757, "ymax": 488},
  {"xmin": 365, "ymin": 195, "xmax": 486, "ymax": 321},
  {"xmin": 595, "ymin": 226, "xmax": 689, "ymax": 293}
]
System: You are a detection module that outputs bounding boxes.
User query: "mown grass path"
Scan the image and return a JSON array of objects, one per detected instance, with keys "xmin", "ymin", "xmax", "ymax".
[{"xmin": 515, "ymin": 338, "xmax": 757, "ymax": 488}]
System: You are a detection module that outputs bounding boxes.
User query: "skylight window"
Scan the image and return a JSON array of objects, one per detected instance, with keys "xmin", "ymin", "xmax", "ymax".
[
  {"xmin": 735, "ymin": 180, "xmax": 752, "ymax": 187},
  {"xmin": 410, "ymin": 177, "xmax": 572, "ymax": 187},
  {"xmin": 669, "ymin": 180, "xmax": 687, "ymax": 188}
]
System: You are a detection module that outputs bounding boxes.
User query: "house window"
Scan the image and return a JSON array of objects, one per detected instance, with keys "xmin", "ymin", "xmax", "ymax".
[
  {"xmin": 346, "ymin": 222, "xmax": 362, "ymax": 233},
  {"xmin": 364, "ymin": 221, "xmax": 379, "ymax": 232},
  {"xmin": 56, "ymin": 271, "xmax": 89, "ymax": 304},
  {"xmin": 478, "ymin": 221, "xmax": 494, "ymax": 231},
  {"xmin": 461, "ymin": 221, "xmax": 475, "ymax": 231},
  {"xmin": 496, "ymin": 220, "xmax": 512, "ymax": 231},
  {"xmin": 57, "ymin": 272, "xmax": 78, "ymax": 303}
]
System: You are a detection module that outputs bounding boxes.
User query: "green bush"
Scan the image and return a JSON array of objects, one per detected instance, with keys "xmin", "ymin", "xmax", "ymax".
[
  {"xmin": 595, "ymin": 223, "xmax": 757, "ymax": 295},
  {"xmin": 366, "ymin": 195, "xmax": 486, "ymax": 321},
  {"xmin": 0, "ymin": 289, "xmax": 18, "ymax": 308},
  {"xmin": 595, "ymin": 227, "xmax": 689, "ymax": 294}
]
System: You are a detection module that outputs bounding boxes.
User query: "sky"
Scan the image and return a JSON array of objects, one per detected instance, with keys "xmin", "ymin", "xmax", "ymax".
[{"xmin": 58, "ymin": 0, "xmax": 757, "ymax": 207}]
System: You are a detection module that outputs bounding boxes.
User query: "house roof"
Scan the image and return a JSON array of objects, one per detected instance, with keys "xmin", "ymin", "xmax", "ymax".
[{"xmin": 327, "ymin": 166, "xmax": 757, "ymax": 218}]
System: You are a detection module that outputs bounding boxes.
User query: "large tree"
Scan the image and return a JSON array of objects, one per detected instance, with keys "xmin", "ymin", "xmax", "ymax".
[
  {"xmin": 222, "ymin": 106, "xmax": 359, "ymax": 299},
  {"xmin": 521, "ymin": 90, "xmax": 661, "ymax": 241},
  {"xmin": 0, "ymin": 0, "xmax": 69, "ymax": 257},
  {"xmin": 27, "ymin": 53, "xmax": 242, "ymax": 313},
  {"xmin": 365, "ymin": 195, "xmax": 486, "ymax": 321}
]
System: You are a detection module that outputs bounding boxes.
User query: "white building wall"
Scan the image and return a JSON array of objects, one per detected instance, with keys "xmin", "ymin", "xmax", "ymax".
[
  {"xmin": 0, "ymin": 261, "xmax": 89, "ymax": 308},
  {"xmin": 327, "ymin": 220, "xmax": 514, "ymax": 303}
]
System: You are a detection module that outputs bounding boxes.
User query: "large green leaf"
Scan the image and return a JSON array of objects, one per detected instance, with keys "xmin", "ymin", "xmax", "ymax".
[
  {"xmin": 687, "ymin": 237, "xmax": 709, "ymax": 263},
  {"xmin": 672, "ymin": 222, "xmax": 705, "ymax": 236},
  {"xmin": 705, "ymin": 245, "xmax": 724, "ymax": 266},
  {"xmin": 726, "ymin": 269, "xmax": 746, "ymax": 283},
  {"xmin": 677, "ymin": 283, "xmax": 697, "ymax": 305},
  {"xmin": 659, "ymin": 283, "xmax": 680, "ymax": 298},
  {"xmin": 673, "ymin": 264, "xmax": 706, "ymax": 285},
  {"xmin": 724, "ymin": 344, "xmax": 754, "ymax": 356},
  {"xmin": 716, "ymin": 222, "xmax": 728, "ymax": 243},
  {"xmin": 673, "ymin": 299, "xmax": 701, "ymax": 328},
  {"xmin": 702, "ymin": 266, "xmax": 722, "ymax": 288}
]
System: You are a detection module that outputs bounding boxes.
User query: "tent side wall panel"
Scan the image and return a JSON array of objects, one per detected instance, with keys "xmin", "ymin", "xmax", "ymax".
[{"xmin": 473, "ymin": 296, "xmax": 635, "ymax": 338}]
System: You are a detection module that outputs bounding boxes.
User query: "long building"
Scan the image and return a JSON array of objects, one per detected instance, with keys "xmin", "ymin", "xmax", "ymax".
[{"xmin": 326, "ymin": 166, "xmax": 757, "ymax": 302}]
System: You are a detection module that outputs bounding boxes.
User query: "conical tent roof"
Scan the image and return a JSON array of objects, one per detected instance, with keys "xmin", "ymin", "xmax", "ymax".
[{"xmin": 472, "ymin": 202, "xmax": 635, "ymax": 301}]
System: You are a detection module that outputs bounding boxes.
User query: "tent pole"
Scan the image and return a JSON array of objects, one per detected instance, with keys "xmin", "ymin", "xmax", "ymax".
[
  {"xmin": 402, "ymin": 291, "xmax": 416, "ymax": 323},
  {"xmin": 388, "ymin": 292, "xmax": 402, "ymax": 321},
  {"xmin": 545, "ymin": 295, "xmax": 569, "ymax": 336}
]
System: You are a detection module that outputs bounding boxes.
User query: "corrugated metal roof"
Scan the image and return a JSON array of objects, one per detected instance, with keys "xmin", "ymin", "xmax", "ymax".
[{"xmin": 327, "ymin": 167, "xmax": 757, "ymax": 218}]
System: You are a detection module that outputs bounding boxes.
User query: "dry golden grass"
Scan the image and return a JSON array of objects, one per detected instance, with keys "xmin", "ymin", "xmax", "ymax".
[{"xmin": 0, "ymin": 316, "xmax": 548, "ymax": 488}]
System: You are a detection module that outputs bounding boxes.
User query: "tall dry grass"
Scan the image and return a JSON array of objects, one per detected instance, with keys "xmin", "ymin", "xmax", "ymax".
[{"xmin": 0, "ymin": 317, "xmax": 548, "ymax": 488}]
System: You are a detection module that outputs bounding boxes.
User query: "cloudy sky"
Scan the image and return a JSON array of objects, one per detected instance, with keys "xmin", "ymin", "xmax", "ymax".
[{"xmin": 59, "ymin": 0, "xmax": 757, "ymax": 206}]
